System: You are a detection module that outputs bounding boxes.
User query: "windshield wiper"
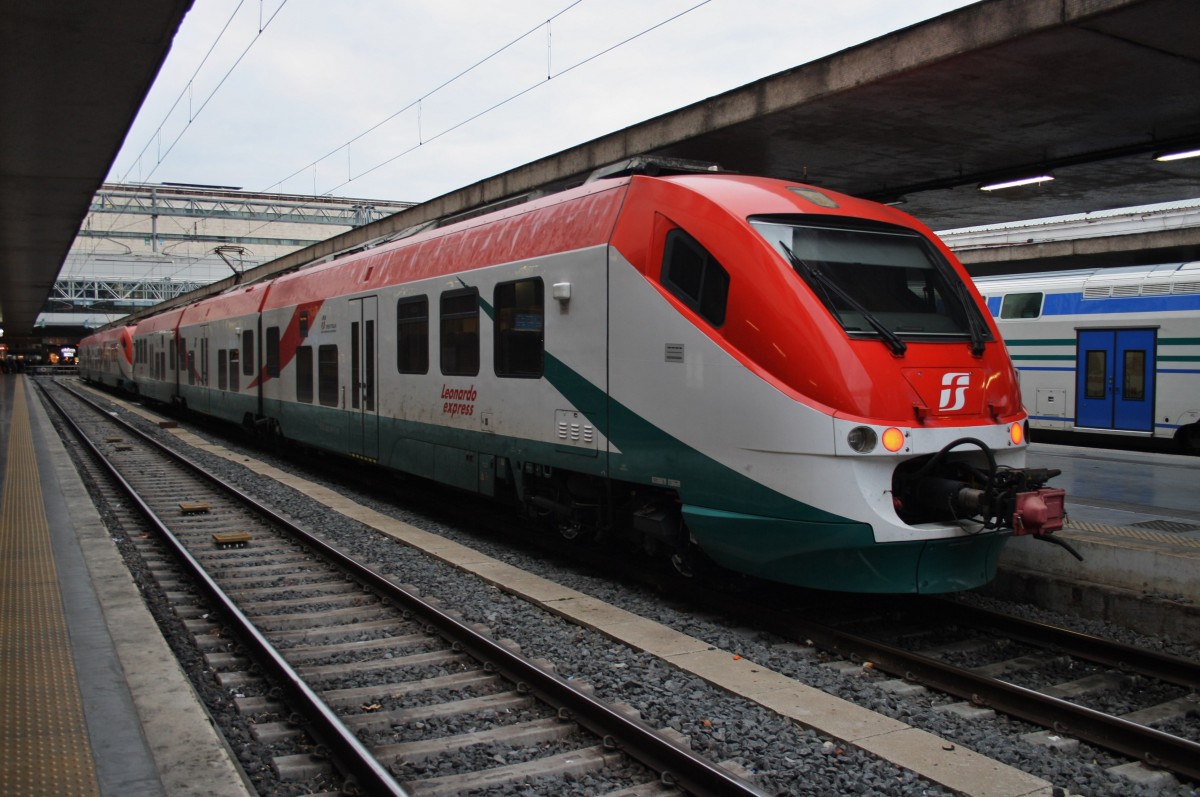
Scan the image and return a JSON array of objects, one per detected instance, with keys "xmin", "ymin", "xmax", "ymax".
[
  {"xmin": 949, "ymin": 278, "xmax": 988, "ymax": 356},
  {"xmin": 781, "ymin": 243, "xmax": 907, "ymax": 356}
]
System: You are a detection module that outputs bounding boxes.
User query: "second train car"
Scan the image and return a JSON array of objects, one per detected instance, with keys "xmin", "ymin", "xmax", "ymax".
[
  {"xmin": 82, "ymin": 168, "xmax": 1068, "ymax": 593},
  {"xmin": 975, "ymin": 263, "xmax": 1200, "ymax": 453}
]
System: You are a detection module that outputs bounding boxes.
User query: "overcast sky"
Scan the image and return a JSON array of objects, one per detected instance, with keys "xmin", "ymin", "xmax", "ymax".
[{"xmin": 107, "ymin": 0, "xmax": 979, "ymax": 204}]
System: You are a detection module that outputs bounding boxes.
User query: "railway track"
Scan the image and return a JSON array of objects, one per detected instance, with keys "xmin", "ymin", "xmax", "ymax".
[
  {"xmin": 41, "ymin": 378, "xmax": 769, "ymax": 797},
  {"xmin": 754, "ymin": 594, "xmax": 1200, "ymax": 786}
]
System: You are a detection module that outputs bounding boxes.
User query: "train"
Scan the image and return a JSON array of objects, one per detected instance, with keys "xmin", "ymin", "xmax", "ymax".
[
  {"xmin": 974, "ymin": 263, "xmax": 1200, "ymax": 454},
  {"xmin": 79, "ymin": 164, "xmax": 1067, "ymax": 593}
]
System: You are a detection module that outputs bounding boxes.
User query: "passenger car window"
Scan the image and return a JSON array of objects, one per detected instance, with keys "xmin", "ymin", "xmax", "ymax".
[
  {"xmin": 397, "ymin": 296, "xmax": 429, "ymax": 374},
  {"xmin": 494, "ymin": 278, "xmax": 544, "ymax": 377},
  {"xmin": 242, "ymin": 330, "xmax": 254, "ymax": 375},
  {"xmin": 266, "ymin": 326, "xmax": 281, "ymax": 378},
  {"xmin": 318, "ymin": 344, "xmax": 339, "ymax": 406},
  {"xmin": 296, "ymin": 346, "xmax": 313, "ymax": 403},
  {"xmin": 1000, "ymin": 292, "xmax": 1044, "ymax": 319},
  {"xmin": 440, "ymin": 289, "xmax": 479, "ymax": 376}
]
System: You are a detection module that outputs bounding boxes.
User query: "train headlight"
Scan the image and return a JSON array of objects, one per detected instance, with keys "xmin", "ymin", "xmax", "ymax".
[
  {"xmin": 882, "ymin": 427, "xmax": 906, "ymax": 452},
  {"xmin": 1009, "ymin": 422, "xmax": 1024, "ymax": 446},
  {"xmin": 847, "ymin": 426, "xmax": 877, "ymax": 453}
]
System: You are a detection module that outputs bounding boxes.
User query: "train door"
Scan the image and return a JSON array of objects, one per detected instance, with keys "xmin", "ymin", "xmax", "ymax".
[
  {"xmin": 1075, "ymin": 328, "xmax": 1156, "ymax": 432},
  {"xmin": 349, "ymin": 296, "xmax": 379, "ymax": 461},
  {"xmin": 195, "ymin": 324, "xmax": 211, "ymax": 414}
]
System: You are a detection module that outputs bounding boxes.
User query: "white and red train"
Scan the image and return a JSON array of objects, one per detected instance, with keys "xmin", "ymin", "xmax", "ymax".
[{"xmin": 80, "ymin": 169, "xmax": 1066, "ymax": 592}]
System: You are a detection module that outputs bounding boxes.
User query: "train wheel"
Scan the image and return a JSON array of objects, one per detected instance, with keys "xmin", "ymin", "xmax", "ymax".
[
  {"xmin": 1176, "ymin": 423, "xmax": 1200, "ymax": 456},
  {"xmin": 558, "ymin": 520, "xmax": 586, "ymax": 541},
  {"xmin": 669, "ymin": 551, "xmax": 696, "ymax": 578}
]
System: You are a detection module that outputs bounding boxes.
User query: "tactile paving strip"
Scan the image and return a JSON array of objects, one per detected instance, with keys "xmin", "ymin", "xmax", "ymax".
[
  {"xmin": 0, "ymin": 380, "xmax": 100, "ymax": 797},
  {"xmin": 1066, "ymin": 517, "xmax": 1200, "ymax": 548}
]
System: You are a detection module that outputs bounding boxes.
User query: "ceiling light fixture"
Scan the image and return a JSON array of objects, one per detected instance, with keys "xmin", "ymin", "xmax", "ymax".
[
  {"xmin": 979, "ymin": 174, "xmax": 1055, "ymax": 191},
  {"xmin": 1154, "ymin": 147, "xmax": 1200, "ymax": 162}
]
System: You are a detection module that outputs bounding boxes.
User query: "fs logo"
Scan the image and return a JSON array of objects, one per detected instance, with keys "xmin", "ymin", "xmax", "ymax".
[{"xmin": 938, "ymin": 372, "xmax": 971, "ymax": 411}]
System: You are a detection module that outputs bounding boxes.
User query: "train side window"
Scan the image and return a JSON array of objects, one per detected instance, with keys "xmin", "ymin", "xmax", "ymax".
[
  {"xmin": 187, "ymin": 351, "xmax": 195, "ymax": 385},
  {"xmin": 662, "ymin": 228, "xmax": 730, "ymax": 327},
  {"xmin": 440, "ymin": 288, "xmax": 480, "ymax": 376},
  {"xmin": 218, "ymin": 350, "xmax": 228, "ymax": 390},
  {"xmin": 494, "ymin": 278, "xmax": 544, "ymax": 378},
  {"xmin": 1123, "ymin": 350, "xmax": 1146, "ymax": 401},
  {"xmin": 242, "ymin": 330, "xmax": 254, "ymax": 376},
  {"xmin": 318, "ymin": 344, "xmax": 339, "ymax": 406},
  {"xmin": 1085, "ymin": 350, "xmax": 1107, "ymax": 398},
  {"xmin": 296, "ymin": 346, "xmax": 313, "ymax": 403},
  {"xmin": 169, "ymin": 336, "xmax": 176, "ymax": 372},
  {"xmin": 1000, "ymin": 292, "xmax": 1043, "ymax": 319},
  {"xmin": 266, "ymin": 326, "xmax": 281, "ymax": 378},
  {"xmin": 397, "ymin": 296, "xmax": 429, "ymax": 374}
]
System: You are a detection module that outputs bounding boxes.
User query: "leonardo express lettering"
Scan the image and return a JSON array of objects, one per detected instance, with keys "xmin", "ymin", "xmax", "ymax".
[{"xmin": 441, "ymin": 384, "xmax": 477, "ymax": 417}]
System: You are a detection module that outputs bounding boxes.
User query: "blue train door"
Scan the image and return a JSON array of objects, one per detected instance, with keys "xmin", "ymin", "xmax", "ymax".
[
  {"xmin": 1075, "ymin": 329, "xmax": 1156, "ymax": 432},
  {"xmin": 349, "ymin": 296, "xmax": 379, "ymax": 461}
]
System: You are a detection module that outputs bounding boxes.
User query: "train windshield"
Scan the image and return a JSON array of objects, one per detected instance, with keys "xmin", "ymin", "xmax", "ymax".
[{"xmin": 750, "ymin": 216, "xmax": 989, "ymax": 352}]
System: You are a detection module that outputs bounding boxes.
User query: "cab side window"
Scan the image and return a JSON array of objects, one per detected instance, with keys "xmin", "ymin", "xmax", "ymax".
[{"xmin": 661, "ymin": 228, "xmax": 730, "ymax": 327}]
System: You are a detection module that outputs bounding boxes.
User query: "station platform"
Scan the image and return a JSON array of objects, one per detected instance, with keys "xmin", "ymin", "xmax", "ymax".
[
  {"xmin": 991, "ymin": 442, "xmax": 1200, "ymax": 644},
  {"xmin": 0, "ymin": 374, "xmax": 251, "ymax": 797}
]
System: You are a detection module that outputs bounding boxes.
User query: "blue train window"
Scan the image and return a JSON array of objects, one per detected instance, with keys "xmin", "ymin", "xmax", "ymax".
[{"xmin": 1123, "ymin": 350, "xmax": 1146, "ymax": 401}]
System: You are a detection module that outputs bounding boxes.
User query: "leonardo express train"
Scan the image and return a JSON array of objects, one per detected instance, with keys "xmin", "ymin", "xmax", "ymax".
[{"xmin": 79, "ymin": 168, "xmax": 1068, "ymax": 593}]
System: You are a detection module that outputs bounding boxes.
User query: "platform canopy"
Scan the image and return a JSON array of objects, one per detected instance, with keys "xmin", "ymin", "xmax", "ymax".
[{"xmin": 0, "ymin": 0, "xmax": 194, "ymax": 337}]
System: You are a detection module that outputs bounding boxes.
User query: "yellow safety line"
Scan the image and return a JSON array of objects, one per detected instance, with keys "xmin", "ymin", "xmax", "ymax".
[{"xmin": 0, "ymin": 377, "xmax": 100, "ymax": 797}]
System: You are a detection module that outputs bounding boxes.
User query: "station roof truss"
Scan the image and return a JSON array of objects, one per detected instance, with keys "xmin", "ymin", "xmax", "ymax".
[{"xmin": 92, "ymin": 184, "xmax": 414, "ymax": 228}]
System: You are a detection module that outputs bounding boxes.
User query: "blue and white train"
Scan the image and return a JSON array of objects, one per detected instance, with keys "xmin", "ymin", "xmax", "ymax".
[{"xmin": 974, "ymin": 262, "xmax": 1200, "ymax": 453}]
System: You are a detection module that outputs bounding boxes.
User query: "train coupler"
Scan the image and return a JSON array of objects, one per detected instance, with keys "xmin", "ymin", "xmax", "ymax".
[{"xmin": 1011, "ymin": 487, "xmax": 1066, "ymax": 536}]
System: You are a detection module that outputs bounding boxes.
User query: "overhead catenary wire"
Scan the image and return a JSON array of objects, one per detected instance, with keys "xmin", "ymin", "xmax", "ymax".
[
  {"xmin": 117, "ymin": 1, "xmax": 291, "ymax": 186},
  {"xmin": 259, "ymin": 0, "xmax": 711, "ymax": 204},
  {"xmin": 260, "ymin": 0, "xmax": 586, "ymax": 194}
]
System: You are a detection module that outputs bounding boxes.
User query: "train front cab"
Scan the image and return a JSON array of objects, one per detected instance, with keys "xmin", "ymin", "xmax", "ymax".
[
  {"xmin": 604, "ymin": 174, "xmax": 1064, "ymax": 593},
  {"xmin": 80, "ymin": 325, "xmax": 135, "ymax": 391}
]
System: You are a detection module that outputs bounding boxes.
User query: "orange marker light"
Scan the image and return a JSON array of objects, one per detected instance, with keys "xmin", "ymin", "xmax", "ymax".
[
  {"xmin": 881, "ymin": 427, "xmax": 906, "ymax": 452},
  {"xmin": 1009, "ymin": 422, "xmax": 1024, "ymax": 445}
]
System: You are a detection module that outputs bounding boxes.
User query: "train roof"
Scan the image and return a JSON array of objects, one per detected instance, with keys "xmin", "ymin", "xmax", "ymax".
[
  {"xmin": 79, "ymin": 324, "xmax": 134, "ymax": 345},
  {"xmin": 973, "ymin": 262, "xmax": 1200, "ymax": 297}
]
